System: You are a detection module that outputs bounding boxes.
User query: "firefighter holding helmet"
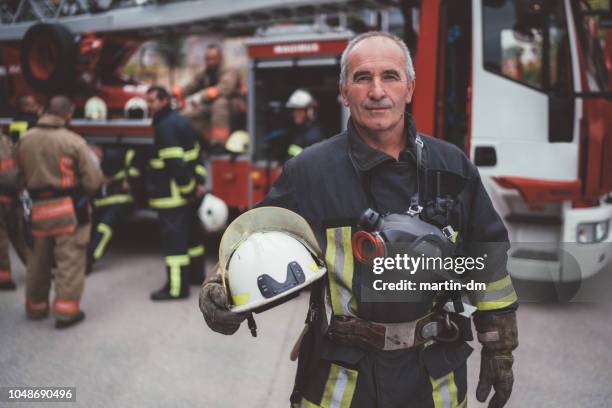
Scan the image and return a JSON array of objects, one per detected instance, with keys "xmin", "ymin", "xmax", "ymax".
[
  {"xmin": 16, "ymin": 95, "xmax": 103, "ymax": 328},
  {"xmin": 200, "ymin": 32, "xmax": 518, "ymax": 408},
  {"xmin": 145, "ymin": 86, "xmax": 207, "ymax": 300}
]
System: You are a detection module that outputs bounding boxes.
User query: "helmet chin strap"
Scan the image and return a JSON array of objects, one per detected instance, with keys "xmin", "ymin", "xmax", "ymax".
[{"xmin": 247, "ymin": 313, "xmax": 257, "ymax": 337}]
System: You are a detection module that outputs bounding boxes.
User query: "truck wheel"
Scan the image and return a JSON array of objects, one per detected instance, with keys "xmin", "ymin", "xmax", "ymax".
[{"xmin": 21, "ymin": 23, "xmax": 76, "ymax": 93}]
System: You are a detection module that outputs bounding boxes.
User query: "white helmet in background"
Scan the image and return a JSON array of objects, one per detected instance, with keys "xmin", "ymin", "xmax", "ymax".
[
  {"xmin": 225, "ymin": 130, "xmax": 249, "ymax": 155},
  {"xmin": 84, "ymin": 96, "xmax": 107, "ymax": 120},
  {"xmin": 124, "ymin": 97, "xmax": 148, "ymax": 119},
  {"xmin": 219, "ymin": 207, "xmax": 326, "ymax": 313},
  {"xmin": 198, "ymin": 194, "xmax": 229, "ymax": 232},
  {"xmin": 285, "ymin": 89, "xmax": 314, "ymax": 109}
]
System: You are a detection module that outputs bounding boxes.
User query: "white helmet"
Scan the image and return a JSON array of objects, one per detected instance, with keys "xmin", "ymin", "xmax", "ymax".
[
  {"xmin": 124, "ymin": 96, "xmax": 148, "ymax": 119},
  {"xmin": 219, "ymin": 206, "xmax": 326, "ymax": 313},
  {"xmin": 84, "ymin": 96, "xmax": 107, "ymax": 120},
  {"xmin": 198, "ymin": 194, "xmax": 229, "ymax": 232},
  {"xmin": 225, "ymin": 130, "xmax": 249, "ymax": 154},
  {"xmin": 286, "ymin": 89, "xmax": 313, "ymax": 109}
]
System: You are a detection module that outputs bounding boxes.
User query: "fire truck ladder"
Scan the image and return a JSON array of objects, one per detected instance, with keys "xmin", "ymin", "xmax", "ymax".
[{"xmin": 0, "ymin": 0, "xmax": 399, "ymax": 40}]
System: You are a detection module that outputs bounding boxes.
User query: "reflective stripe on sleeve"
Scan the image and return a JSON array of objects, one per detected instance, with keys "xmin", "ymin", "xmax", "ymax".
[
  {"xmin": 472, "ymin": 275, "xmax": 518, "ymax": 311},
  {"xmin": 159, "ymin": 147, "xmax": 185, "ymax": 159},
  {"xmin": 325, "ymin": 227, "xmax": 357, "ymax": 317},
  {"xmin": 188, "ymin": 245, "xmax": 205, "ymax": 258},
  {"xmin": 195, "ymin": 164, "xmax": 207, "ymax": 177},
  {"xmin": 184, "ymin": 144, "xmax": 201, "ymax": 162},
  {"xmin": 288, "ymin": 144, "xmax": 304, "ymax": 157},
  {"xmin": 177, "ymin": 178, "xmax": 196, "ymax": 195}
]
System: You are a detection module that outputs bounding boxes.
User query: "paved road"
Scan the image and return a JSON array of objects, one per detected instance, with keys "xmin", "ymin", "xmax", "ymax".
[{"xmin": 1, "ymin": 219, "xmax": 611, "ymax": 408}]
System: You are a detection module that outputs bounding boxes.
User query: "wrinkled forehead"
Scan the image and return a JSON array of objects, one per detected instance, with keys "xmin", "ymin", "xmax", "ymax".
[{"xmin": 347, "ymin": 37, "xmax": 406, "ymax": 73}]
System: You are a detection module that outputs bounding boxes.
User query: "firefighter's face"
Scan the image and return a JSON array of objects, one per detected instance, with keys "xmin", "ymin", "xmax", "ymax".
[
  {"xmin": 340, "ymin": 37, "xmax": 414, "ymax": 138},
  {"xmin": 205, "ymin": 48, "xmax": 222, "ymax": 70},
  {"xmin": 146, "ymin": 91, "xmax": 168, "ymax": 116},
  {"xmin": 291, "ymin": 108, "xmax": 308, "ymax": 125}
]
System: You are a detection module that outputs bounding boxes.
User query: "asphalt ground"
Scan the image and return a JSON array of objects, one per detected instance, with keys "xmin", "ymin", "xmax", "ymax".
[{"xmin": 1, "ymin": 218, "xmax": 611, "ymax": 408}]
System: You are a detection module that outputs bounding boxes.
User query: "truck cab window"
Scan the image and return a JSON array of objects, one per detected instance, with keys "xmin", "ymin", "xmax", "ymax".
[{"xmin": 483, "ymin": 0, "xmax": 572, "ymax": 93}]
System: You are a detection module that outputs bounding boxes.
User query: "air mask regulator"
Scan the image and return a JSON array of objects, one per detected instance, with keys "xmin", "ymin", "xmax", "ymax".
[{"xmin": 351, "ymin": 207, "xmax": 458, "ymax": 264}]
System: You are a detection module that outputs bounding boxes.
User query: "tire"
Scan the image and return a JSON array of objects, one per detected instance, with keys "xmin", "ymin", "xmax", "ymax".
[{"xmin": 20, "ymin": 23, "xmax": 77, "ymax": 93}]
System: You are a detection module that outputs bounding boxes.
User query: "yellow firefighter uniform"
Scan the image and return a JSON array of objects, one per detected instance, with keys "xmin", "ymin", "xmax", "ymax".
[{"xmin": 16, "ymin": 114, "xmax": 103, "ymax": 321}]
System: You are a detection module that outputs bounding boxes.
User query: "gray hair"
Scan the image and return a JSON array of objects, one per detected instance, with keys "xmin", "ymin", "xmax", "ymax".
[{"xmin": 339, "ymin": 31, "xmax": 415, "ymax": 86}]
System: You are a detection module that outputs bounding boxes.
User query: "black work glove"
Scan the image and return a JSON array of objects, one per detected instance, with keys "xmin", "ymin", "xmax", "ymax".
[
  {"xmin": 474, "ymin": 311, "xmax": 518, "ymax": 408},
  {"xmin": 198, "ymin": 268, "xmax": 246, "ymax": 335}
]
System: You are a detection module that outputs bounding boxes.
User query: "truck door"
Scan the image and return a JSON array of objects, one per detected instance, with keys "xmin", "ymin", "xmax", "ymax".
[{"xmin": 471, "ymin": 0, "xmax": 579, "ymax": 183}]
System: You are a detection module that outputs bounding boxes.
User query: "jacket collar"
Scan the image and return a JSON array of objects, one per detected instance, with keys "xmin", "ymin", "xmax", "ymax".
[
  {"xmin": 347, "ymin": 112, "xmax": 417, "ymax": 171},
  {"xmin": 152, "ymin": 105, "xmax": 172, "ymax": 125},
  {"xmin": 36, "ymin": 114, "xmax": 66, "ymax": 128}
]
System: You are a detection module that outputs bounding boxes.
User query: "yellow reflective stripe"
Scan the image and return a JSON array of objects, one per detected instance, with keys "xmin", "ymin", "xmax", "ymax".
[
  {"xmin": 149, "ymin": 158, "xmax": 165, "ymax": 169},
  {"xmin": 94, "ymin": 194, "xmax": 133, "ymax": 207},
  {"xmin": 148, "ymin": 180, "xmax": 188, "ymax": 208},
  {"xmin": 93, "ymin": 223, "xmax": 113, "ymax": 260},
  {"xmin": 288, "ymin": 144, "xmax": 304, "ymax": 157},
  {"xmin": 112, "ymin": 167, "xmax": 140, "ymax": 181},
  {"xmin": 296, "ymin": 398, "xmax": 320, "ymax": 408},
  {"xmin": 177, "ymin": 178, "xmax": 195, "ymax": 195},
  {"xmin": 325, "ymin": 227, "xmax": 357, "ymax": 317},
  {"xmin": 232, "ymin": 292, "xmax": 250, "ymax": 306},
  {"xmin": 184, "ymin": 144, "xmax": 200, "ymax": 161},
  {"xmin": 165, "ymin": 255, "xmax": 190, "ymax": 297},
  {"xmin": 125, "ymin": 148, "xmax": 135, "ymax": 166},
  {"xmin": 9, "ymin": 121, "xmax": 28, "ymax": 138},
  {"xmin": 188, "ymin": 245, "xmax": 205, "ymax": 257},
  {"xmin": 430, "ymin": 371, "xmax": 459, "ymax": 408},
  {"xmin": 111, "ymin": 170, "xmax": 127, "ymax": 181},
  {"xmin": 477, "ymin": 291, "xmax": 519, "ymax": 311},
  {"xmin": 195, "ymin": 164, "xmax": 207, "ymax": 177},
  {"xmin": 159, "ymin": 146, "xmax": 185, "ymax": 159},
  {"xmin": 486, "ymin": 275, "xmax": 513, "ymax": 292},
  {"xmin": 128, "ymin": 167, "xmax": 140, "ymax": 177},
  {"xmin": 320, "ymin": 363, "xmax": 358, "ymax": 408}
]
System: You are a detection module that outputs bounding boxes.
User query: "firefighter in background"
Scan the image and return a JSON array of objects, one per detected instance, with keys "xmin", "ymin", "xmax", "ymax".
[
  {"xmin": 16, "ymin": 95, "xmax": 103, "ymax": 328},
  {"xmin": 87, "ymin": 147, "xmax": 140, "ymax": 273},
  {"xmin": 177, "ymin": 44, "xmax": 243, "ymax": 146},
  {"xmin": 9, "ymin": 94, "xmax": 42, "ymax": 142},
  {"xmin": 145, "ymin": 86, "xmax": 207, "ymax": 301},
  {"xmin": 284, "ymin": 89, "xmax": 325, "ymax": 159},
  {"xmin": 266, "ymin": 89, "xmax": 325, "ymax": 163},
  {"xmin": 0, "ymin": 131, "xmax": 29, "ymax": 290}
]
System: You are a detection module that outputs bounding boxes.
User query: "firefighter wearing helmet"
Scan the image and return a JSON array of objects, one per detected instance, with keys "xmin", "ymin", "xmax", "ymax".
[
  {"xmin": 281, "ymin": 89, "xmax": 325, "ymax": 162},
  {"xmin": 200, "ymin": 32, "xmax": 518, "ymax": 408}
]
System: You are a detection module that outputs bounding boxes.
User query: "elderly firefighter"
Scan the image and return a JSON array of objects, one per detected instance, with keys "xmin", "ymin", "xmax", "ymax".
[
  {"xmin": 146, "ymin": 86, "xmax": 207, "ymax": 301},
  {"xmin": 16, "ymin": 95, "xmax": 103, "ymax": 328},
  {"xmin": 0, "ymin": 130, "xmax": 29, "ymax": 290},
  {"xmin": 177, "ymin": 44, "xmax": 243, "ymax": 146},
  {"xmin": 87, "ymin": 147, "xmax": 140, "ymax": 272},
  {"xmin": 200, "ymin": 32, "xmax": 518, "ymax": 408}
]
